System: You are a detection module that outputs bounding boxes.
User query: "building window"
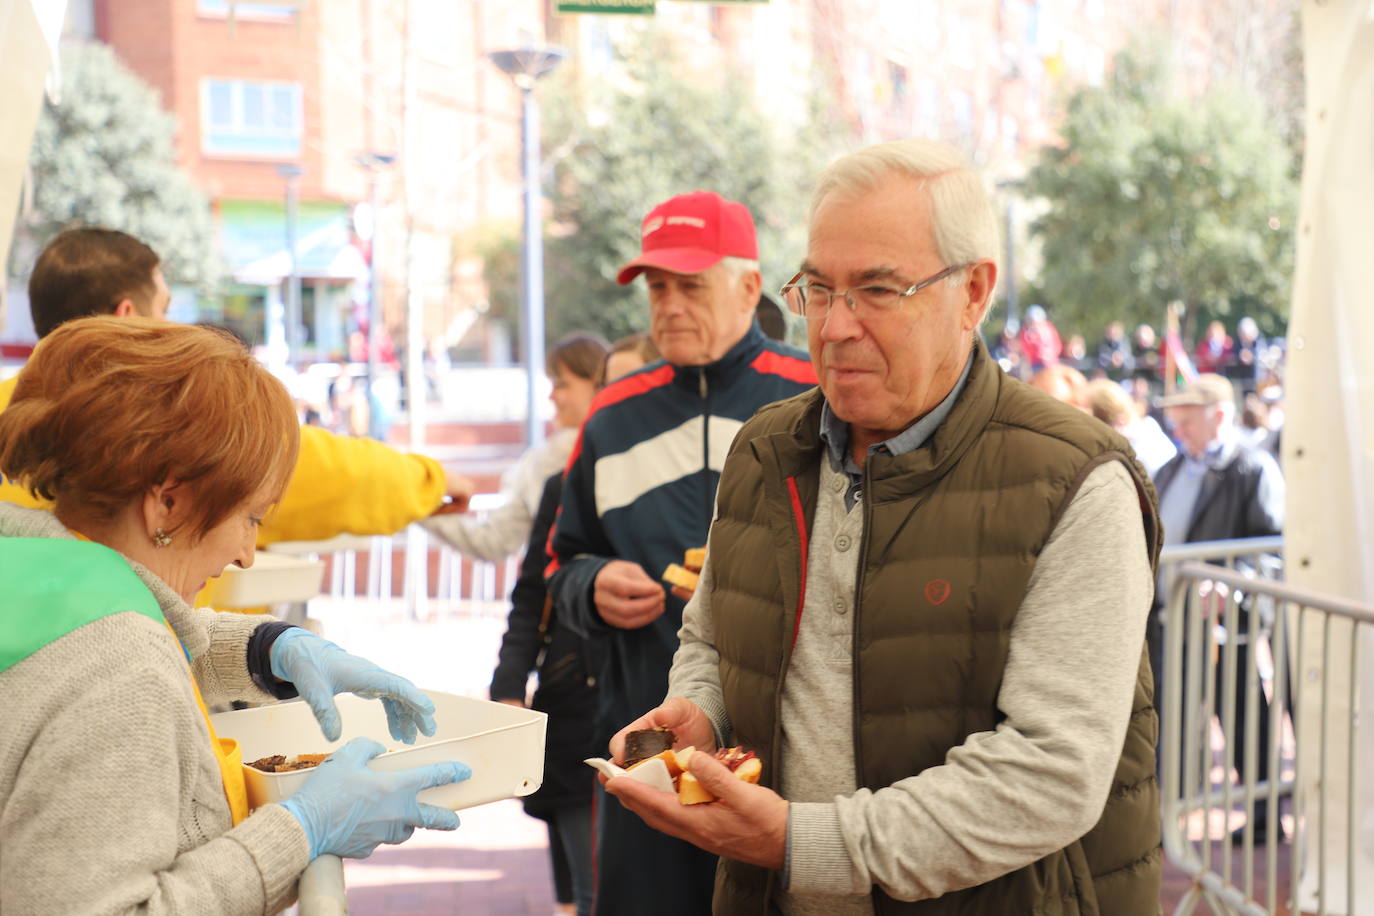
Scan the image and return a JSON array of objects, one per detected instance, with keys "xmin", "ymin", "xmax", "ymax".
[
  {"xmin": 201, "ymin": 79, "xmax": 303, "ymax": 157},
  {"xmin": 198, "ymin": 0, "xmax": 298, "ymax": 21}
]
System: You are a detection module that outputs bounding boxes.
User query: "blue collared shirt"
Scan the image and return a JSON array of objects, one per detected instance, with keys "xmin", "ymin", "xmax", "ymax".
[
  {"xmin": 1158, "ymin": 436, "xmax": 1229, "ymax": 546},
  {"xmin": 818, "ymin": 350, "xmax": 974, "ymax": 511}
]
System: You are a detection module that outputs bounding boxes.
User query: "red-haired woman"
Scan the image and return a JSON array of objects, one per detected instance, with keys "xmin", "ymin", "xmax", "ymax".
[{"xmin": 0, "ymin": 317, "xmax": 469, "ymax": 914}]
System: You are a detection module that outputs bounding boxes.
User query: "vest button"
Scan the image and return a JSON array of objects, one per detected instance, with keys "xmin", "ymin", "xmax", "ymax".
[
  {"xmin": 586, "ymin": 677, "xmax": 597, "ymax": 687},
  {"xmin": 835, "ymin": 534, "xmax": 852, "ymax": 551},
  {"xmin": 831, "ymin": 476, "xmax": 846, "ymax": 493},
  {"xmin": 834, "ymin": 599, "xmax": 848, "ymax": 615}
]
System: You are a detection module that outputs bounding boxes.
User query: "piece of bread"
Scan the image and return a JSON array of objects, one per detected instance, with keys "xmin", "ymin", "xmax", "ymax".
[
  {"xmin": 674, "ymin": 747, "xmax": 762, "ymax": 804},
  {"xmin": 683, "ymin": 548, "xmax": 707, "ymax": 572},
  {"xmin": 677, "ymin": 771, "xmax": 716, "ymax": 805},
  {"xmin": 663, "ymin": 563, "xmax": 700, "ymax": 592}
]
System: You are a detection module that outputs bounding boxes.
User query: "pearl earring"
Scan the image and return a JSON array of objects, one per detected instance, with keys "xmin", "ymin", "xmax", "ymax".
[{"xmin": 152, "ymin": 528, "xmax": 172, "ymax": 548}]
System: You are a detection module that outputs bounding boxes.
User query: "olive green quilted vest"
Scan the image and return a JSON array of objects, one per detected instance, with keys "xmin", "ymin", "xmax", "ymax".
[{"xmin": 707, "ymin": 346, "xmax": 1162, "ymax": 915}]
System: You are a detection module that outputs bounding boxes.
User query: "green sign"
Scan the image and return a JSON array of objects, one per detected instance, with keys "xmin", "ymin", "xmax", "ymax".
[{"xmin": 556, "ymin": 0, "xmax": 655, "ymax": 12}]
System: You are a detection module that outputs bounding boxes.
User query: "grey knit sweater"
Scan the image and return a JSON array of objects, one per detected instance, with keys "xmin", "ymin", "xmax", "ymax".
[{"xmin": 0, "ymin": 503, "xmax": 309, "ymax": 915}]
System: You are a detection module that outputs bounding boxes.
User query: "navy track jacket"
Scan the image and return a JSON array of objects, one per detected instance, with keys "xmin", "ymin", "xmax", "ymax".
[{"xmin": 547, "ymin": 323, "xmax": 816, "ymax": 746}]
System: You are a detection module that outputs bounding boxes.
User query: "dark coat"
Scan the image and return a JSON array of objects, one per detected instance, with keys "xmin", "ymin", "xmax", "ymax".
[
  {"xmin": 490, "ymin": 472, "xmax": 598, "ymax": 818},
  {"xmin": 1152, "ymin": 437, "xmax": 1284, "ymax": 545}
]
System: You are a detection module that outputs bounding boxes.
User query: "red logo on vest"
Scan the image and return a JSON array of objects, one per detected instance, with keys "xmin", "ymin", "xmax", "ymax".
[{"xmin": 924, "ymin": 579, "xmax": 952, "ymax": 605}]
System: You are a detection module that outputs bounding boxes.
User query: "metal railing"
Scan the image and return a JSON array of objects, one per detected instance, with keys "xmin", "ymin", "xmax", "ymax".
[
  {"xmin": 1162, "ymin": 553, "xmax": 1371, "ymax": 915},
  {"xmin": 267, "ymin": 493, "xmax": 523, "ymax": 621}
]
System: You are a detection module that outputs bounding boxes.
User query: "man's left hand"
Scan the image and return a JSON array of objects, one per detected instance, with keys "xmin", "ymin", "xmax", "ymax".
[{"xmin": 604, "ymin": 750, "xmax": 788, "ymax": 870}]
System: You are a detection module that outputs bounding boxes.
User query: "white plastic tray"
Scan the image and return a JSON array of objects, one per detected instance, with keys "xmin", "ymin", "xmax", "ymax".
[
  {"xmin": 210, "ymin": 691, "xmax": 547, "ymax": 811},
  {"xmin": 203, "ymin": 551, "xmax": 324, "ymax": 608}
]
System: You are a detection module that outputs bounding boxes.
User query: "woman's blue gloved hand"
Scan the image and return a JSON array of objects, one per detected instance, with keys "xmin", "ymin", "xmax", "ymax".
[
  {"xmin": 279, "ymin": 737, "xmax": 471, "ymax": 859},
  {"xmin": 270, "ymin": 629, "xmax": 436, "ymax": 743}
]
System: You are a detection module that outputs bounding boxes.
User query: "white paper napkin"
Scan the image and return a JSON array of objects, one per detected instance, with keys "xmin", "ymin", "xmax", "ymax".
[{"xmin": 583, "ymin": 756, "xmax": 675, "ymax": 794}]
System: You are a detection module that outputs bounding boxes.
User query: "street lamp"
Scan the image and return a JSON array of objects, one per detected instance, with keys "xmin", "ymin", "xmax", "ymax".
[
  {"xmin": 355, "ymin": 151, "xmax": 396, "ymax": 441},
  {"xmin": 276, "ymin": 163, "xmax": 303, "ymax": 365},
  {"xmin": 487, "ymin": 45, "xmax": 566, "ymax": 449}
]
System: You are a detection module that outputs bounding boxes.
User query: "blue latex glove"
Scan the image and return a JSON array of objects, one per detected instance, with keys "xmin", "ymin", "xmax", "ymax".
[
  {"xmin": 279, "ymin": 737, "xmax": 471, "ymax": 859},
  {"xmin": 270, "ymin": 629, "xmax": 436, "ymax": 743}
]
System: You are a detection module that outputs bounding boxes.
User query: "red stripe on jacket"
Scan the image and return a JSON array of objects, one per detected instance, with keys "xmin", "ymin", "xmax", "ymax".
[{"xmin": 750, "ymin": 350, "xmax": 817, "ymax": 386}]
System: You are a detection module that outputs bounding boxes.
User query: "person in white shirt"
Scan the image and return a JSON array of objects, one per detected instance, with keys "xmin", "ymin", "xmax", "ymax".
[{"xmin": 425, "ymin": 333, "xmax": 608, "ymax": 562}]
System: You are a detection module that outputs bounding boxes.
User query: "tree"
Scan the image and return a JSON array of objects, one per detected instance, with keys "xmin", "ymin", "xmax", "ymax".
[
  {"xmin": 9, "ymin": 43, "xmax": 219, "ymax": 288},
  {"xmin": 489, "ymin": 30, "xmax": 845, "ymax": 346},
  {"xmin": 1022, "ymin": 42, "xmax": 1297, "ymax": 341}
]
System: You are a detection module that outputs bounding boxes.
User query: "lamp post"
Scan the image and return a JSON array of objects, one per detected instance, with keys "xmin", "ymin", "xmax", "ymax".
[
  {"xmin": 487, "ymin": 45, "xmax": 566, "ymax": 449},
  {"xmin": 276, "ymin": 163, "xmax": 303, "ymax": 365},
  {"xmin": 355, "ymin": 152, "xmax": 396, "ymax": 440}
]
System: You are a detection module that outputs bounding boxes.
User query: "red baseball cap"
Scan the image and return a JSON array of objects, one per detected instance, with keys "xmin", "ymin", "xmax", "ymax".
[{"xmin": 615, "ymin": 191, "xmax": 758, "ymax": 285}]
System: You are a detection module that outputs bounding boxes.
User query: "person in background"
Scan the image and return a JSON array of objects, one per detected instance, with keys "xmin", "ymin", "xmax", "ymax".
[
  {"xmin": 0, "ymin": 318, "xmax": 469, "ymax": 915},
  {"xmin": 1231, "ymin": 316, "xmax": 1267, "ymax": 392},
  {"xmin": 1097, "ymin": 320, "xmax": 1135, "ymax": 379},
  {"xmin": 548, "ymin": 190, "xmax": 817, "ymax": 916},
  {"xmin": 1151, "ymin": 373, "xmax": 1284, "ymax": 842},
  {"xmin": 1086, "ymin": 378, "xmax": 1176, "ymax": 476},
  {"xmin": 1193, "ymin": 319, "xmax": 1235, "ymax": 375},
  {"xmin": 1029, "ymin": 362, "xmax": 1090, "ymax": 411},
  {"xmin": 603, "ymin": 331, "xmax": 661, "ymax": 386},
  {"xmin": 1, "ymin": 228, "xmax": 473, "ymax": 547},
  {"xmin": 1132, "ymin": 323, "xmax": 1162, "ymax": 383},
  {"xmin": 1064, "ymin": 333, "xmax": 1091, "ymax": 372},
  {"xmin": 425, "ymin": 333, "xmax": 609, "ymax": 562},
  {"xmin": 490, "ymin": 338, "xmax": 656, "ymax": 916},
  {"xmin": 1017, "ymin": 303, "xmax": 1062, "ymax": 372},
  {"xmin": 603, "ymin": 139, "xmax": 1161, "ymax": 915},
  {"xmin": 989, "ymin": 320, "xmax": 1025, "ymax": 378}
]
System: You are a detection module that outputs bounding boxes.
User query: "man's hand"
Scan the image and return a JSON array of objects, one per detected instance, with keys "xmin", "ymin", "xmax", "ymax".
[
  {"xmin": 609, "ymin": 697, "xmax": 717, "ymax": 765},
  {"xmin": 605, "ymin": 750, "xmax": 788, "ymax": 870},
  {"xmin": 594, "ymin": 560, "xmax": 666, "ymax": 628},
  {"xmin": 433, "ymin": 469, "xmax": 476, "ymax": 515}
]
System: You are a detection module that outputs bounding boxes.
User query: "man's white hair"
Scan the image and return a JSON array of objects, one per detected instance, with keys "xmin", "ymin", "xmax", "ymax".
[
  {"xmin": 717, "ymin": 256, "xmax": 760, "ymax": 281},
  {"xmin": 810, "ymin": 139, "xmax": 1000, "ymax": 282}
]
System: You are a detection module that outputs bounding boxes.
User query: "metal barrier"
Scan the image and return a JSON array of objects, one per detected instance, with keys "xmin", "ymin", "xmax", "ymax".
[
  {"xmin": 1162, "ymin": 558, "xmax": 1371, "ymax": 915},
  {"xmin": 267, "ymin": 493, "xmax": 523, "ymax": 621}
]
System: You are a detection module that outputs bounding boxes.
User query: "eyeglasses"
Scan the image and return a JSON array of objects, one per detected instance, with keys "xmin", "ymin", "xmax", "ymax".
[{"xmin": 778, "ymin": 263, "xmax": 968, "ymax": 319}]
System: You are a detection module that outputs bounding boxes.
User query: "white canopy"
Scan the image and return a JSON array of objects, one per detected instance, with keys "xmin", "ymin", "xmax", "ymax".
[
  {"xmin": 0, "ymin": 0, "xmax": 66, "ymax": 327},
  {"xmin": 1287, "ymin": 2, "xmax": 1374, "ymax": 911}
]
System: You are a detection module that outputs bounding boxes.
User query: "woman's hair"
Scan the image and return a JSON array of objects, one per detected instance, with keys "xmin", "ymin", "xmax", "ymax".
[
  {"xmin": 0, "ymin": 316, "xmax": 300, "ymax": 540},
  {"xmin": 609, "ymin": 331, "xmax": 659, "ymax": 362},
  {"xmin": 1086, "ymin": 378, "xmax": 1137, "ymax": 427},
  {"xmin": 603, "ymin": 332, "xmax": 660, "ymax": 385},
  {"xmin": 545, "ymin": 332, "xmax": 610, "ymax": 382}
]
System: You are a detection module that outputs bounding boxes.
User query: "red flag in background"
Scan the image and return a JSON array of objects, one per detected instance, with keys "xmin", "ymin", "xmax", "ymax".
[{"xmin": 1162, "ymin": 302, "xmax": 1198, "ymax": 393}]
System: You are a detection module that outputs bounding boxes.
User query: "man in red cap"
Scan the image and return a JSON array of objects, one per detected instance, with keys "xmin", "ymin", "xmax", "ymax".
[{"xmin": 548, "ymin": 190, "xmax": 816, "ymax": 915}]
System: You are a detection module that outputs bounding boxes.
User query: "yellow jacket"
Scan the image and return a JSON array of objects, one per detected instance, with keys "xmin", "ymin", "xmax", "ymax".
[{"xmin": 0, "ymin": 373, "xmax": 447, "ymax": 548}]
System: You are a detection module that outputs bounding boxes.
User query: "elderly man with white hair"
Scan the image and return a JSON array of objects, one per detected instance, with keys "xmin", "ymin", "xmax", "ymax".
[{"xmin": 603, "ymin": 139, "xmax": 1165, "ymax": 915}]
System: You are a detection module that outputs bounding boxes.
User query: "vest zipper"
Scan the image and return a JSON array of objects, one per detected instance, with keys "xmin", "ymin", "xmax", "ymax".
[
  {"xmin": 852, "ymin": 459, "xmax": 874, "ymax": 788},
  {"xmin": 700, "ymin": 371, "xmax": 712, "ymax": 524}
]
